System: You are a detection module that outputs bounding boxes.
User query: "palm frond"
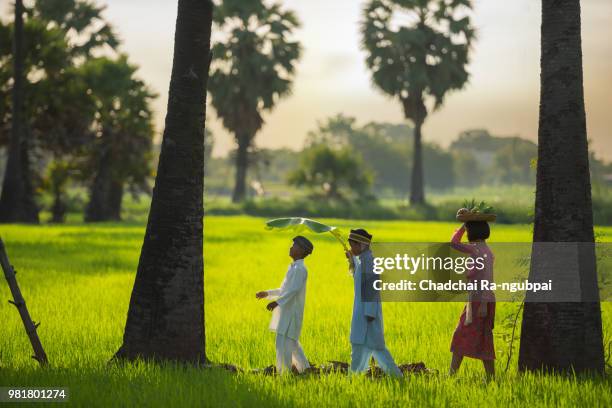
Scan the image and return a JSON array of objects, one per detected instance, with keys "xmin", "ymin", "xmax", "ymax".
[{"xmin": 265, "ymin": 217, "xmax": 348, "ymax": 251}]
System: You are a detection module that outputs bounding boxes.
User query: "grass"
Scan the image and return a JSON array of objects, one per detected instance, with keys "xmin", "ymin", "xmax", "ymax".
[{"xmin": 0, "ymin": 216, "xmax": 611, "ymax": 407}]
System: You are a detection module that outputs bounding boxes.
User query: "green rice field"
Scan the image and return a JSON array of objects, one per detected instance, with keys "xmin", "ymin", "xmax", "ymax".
[{"xmin": 0, "ymin": 216, "xmax": 611, "ymax": 406}]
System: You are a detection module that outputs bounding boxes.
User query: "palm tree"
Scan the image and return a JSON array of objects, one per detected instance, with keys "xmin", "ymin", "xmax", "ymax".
[
  {"xmin": 114, "ymin": 0, "xmax": 213, "ymax": 362},
  {"xmin": 518, "ymin": 0, "xmax": 605, "ymax": 374},
  {"xmin": 82, "ymin": 56, "xmax": 156, "ymax": 222},
  {"xmin": 208, "ymin": 0, "xmax": 302, "ymax": 203},
  {"xmin": 361, "ymin": 0, "xmax": 475, "ymax": 205},
  {"xmin": 0, "ymin": 0, "xmax": 38, "ymax": 223},
  {"xmin": 0, "ymin": 0, "xmax": 120, "ymax": 224}
]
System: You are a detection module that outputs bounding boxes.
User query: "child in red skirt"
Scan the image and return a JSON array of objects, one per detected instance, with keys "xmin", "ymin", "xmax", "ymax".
[{"xmin": 449, "ymin": 221, "xmax": 495, "ymax": 379}]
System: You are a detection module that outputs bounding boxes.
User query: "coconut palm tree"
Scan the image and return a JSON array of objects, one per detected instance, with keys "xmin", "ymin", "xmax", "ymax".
[
  {"xmin": 361, "ymin": 0, "xmax": 475, "ymax": 204},
  {"xmin": 518, "ymin": 0, "xmax": 605, "ymax": 374},
  {"xmin": 208, "ymin": 0, "xmax": 302, "ymax": 203},
  {"xmin": 0, "ymin": 0, "xmax": 38, "ymax": 223},
  {"xmin": 114, "ymin": 0, "xmax": 213, "ymax": 362}
]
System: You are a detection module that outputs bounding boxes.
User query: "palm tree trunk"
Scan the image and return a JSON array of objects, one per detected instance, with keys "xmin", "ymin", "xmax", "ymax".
[
  {"xmin": 518, "ymin": 0, "xmax": 604, "ymax": 375},
  {"xmin": 113, "ymin": 0, "xmax": 213, "ymax": 363},
  {"xmin": 85, "ymin": 145, "xmax": 113, "ymax": 222},
  {"xmin": 232, "ymin": 137, "xmax": 248, "ymax": 203},
  {"xmin": 0, "ymin": 0, "xmax": 39, "ymax": 224},
  {"xmin": 410, "ymin": 118, "xmax": 425, "ymax": 205},
  {"xmin": 108, "ymin": 179, "xmax": 123, "ymax": 221},
  {"xmin": 50, "ymin": 188, "xmax": 66, "ymax": 224}
]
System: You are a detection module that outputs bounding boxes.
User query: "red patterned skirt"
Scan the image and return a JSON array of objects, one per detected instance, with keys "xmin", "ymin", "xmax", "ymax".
[{"xmin": 450, "ymin": 301, "xmax": 496, "ymax": 360}]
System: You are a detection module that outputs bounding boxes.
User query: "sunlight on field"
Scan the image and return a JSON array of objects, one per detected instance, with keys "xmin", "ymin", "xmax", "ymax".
[{"xmin": 0, "ymin": 216, "xmax": 611, "ymax": 406}]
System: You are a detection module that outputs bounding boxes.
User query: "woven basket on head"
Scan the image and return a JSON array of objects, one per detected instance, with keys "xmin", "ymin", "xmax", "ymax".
[{"xmin": 456, "ymin": 212, "xmax": 497, "ymax": 222}]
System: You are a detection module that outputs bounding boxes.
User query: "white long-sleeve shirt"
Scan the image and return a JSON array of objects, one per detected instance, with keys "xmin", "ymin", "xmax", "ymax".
[{"xmin": 266, "ymin": 258, "xmax": 308, "ymax": 341}]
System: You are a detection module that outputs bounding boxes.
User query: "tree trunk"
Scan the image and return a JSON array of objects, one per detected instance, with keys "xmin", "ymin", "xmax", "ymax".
[
  {"xmin": 518, "ymin": 0, "xmax": 604, "ymax": 375},
  {"xmin": 0, "ymin": 238, "xmax": 48, "ymax": 366},
  {"xmin": 50, "ymin": 188, "xmax": 66, "ymax": 224},
  {"xmin": 108, "ymin": 179, "xmax": 123, "ymax": 221},
  {"xmin": 409, "ymin": 119, "xmax": 425, "ymax": 205},
  {"xmin": 113, "ymin": 0, "xmax": 213, "ymax": 363},
  {"xmin": 84, "ymin": 145, "xmax": 114, "ymax": 222},
  {"xmin": 232, "ymin": 137, "xmax": 249, "ymax": 203},
  {"xmin": 0, "ymin": 0, "xmax": 39, "ymax": 224}
]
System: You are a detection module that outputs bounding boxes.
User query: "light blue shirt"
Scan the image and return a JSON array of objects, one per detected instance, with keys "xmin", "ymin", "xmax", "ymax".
[{"xmin": 350, "ymin": 249, "xmax": 386, "ymax": 349}]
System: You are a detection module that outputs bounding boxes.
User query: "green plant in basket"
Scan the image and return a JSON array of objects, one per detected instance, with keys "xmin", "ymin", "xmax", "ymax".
[{"xmin": 457, "ymin": 199, "xmax": 497, "ymax": 222}]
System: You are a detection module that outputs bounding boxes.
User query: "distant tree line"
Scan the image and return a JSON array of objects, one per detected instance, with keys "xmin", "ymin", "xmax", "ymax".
[{"xmin": 204, "ymin": 114, "xmax": 611, "ymax": 202}]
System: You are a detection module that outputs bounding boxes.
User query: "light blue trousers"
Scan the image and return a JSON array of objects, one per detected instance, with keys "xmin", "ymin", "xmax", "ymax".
[{"xmin": 350, "ymin": 343, "xmax": 402, "ymax": 377}]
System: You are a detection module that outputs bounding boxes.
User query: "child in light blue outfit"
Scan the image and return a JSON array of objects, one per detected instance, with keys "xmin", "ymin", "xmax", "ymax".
[{"xmin": 346, "ymin": 228, "xmax": 402, "ymax": 377}]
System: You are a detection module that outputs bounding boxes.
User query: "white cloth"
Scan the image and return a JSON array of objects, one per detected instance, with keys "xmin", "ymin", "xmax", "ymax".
[
  {"xmin": 350, "ymin": 343, "xmax": 402, "ymax": 377},
  {"xmin": 266, "ymin": 259, "xmax": 308, "ymax": 341},
  {"xmin": 276, "ymin": 333, "xmax": 310, "ymax": 374}
]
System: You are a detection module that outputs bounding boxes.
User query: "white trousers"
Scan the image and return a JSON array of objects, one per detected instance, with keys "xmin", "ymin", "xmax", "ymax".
[
  {"xmin": 275, "ymin": 333, "xmax": 310, "ymax": 374},
  {"xmin": 350, "ymin": 343, "xmax": 402, "ymax": 377}
]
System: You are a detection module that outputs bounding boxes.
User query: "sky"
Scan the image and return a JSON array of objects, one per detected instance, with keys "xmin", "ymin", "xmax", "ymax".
[{"xmin": 2, "ymin": 0, "xmax": 611, "ymax": 160}]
